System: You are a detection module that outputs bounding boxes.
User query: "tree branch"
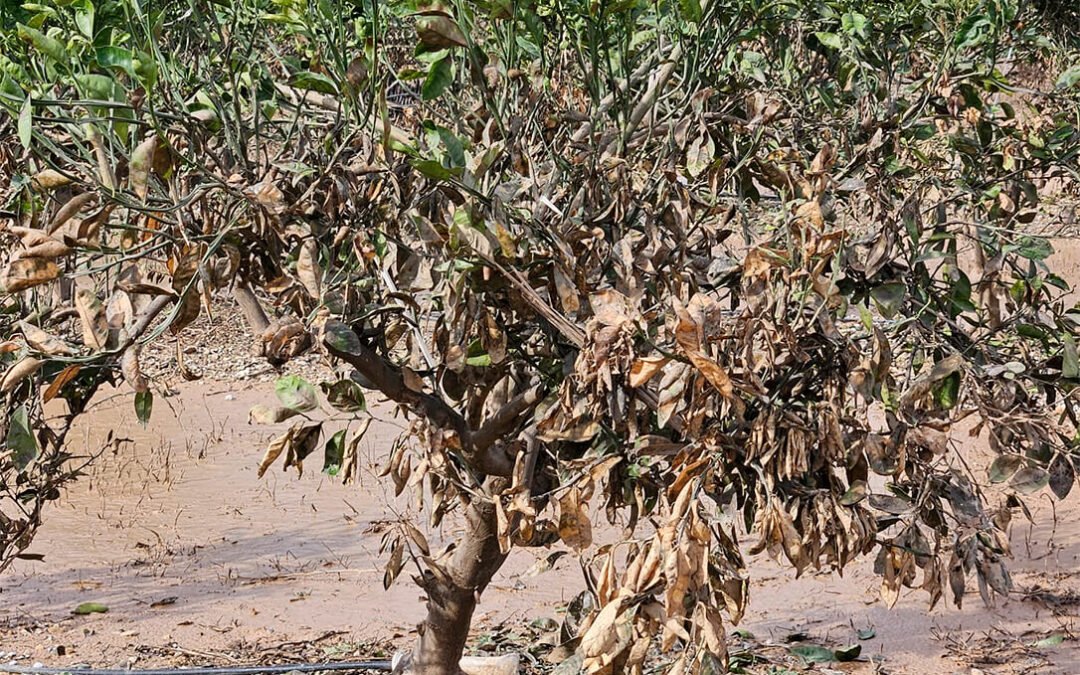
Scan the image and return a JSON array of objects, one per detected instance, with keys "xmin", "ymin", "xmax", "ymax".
[
  {"xmin": 232, "ymin": 279, "xmax": 270, "ymax": 334},
  {"xmin": 321, "ymin": 320, "xmax": 515, "ymax": 477},
  {"xmin": 472, "ymin": 385, "xmax": 544, "ymax": 452}
]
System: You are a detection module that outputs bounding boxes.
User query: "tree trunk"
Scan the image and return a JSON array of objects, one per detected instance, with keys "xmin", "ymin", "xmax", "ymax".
[{"xmin": 408, "ymin": 478, "xmax": 509, "ymax": 675}]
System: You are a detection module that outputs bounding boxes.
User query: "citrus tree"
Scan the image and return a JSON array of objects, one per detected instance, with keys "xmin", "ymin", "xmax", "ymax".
[{"xmin": 2, "ymin": 0, "xmax": 1080, "ymax": 673}]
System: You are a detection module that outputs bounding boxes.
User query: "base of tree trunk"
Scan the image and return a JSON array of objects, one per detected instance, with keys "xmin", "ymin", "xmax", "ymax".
[{"xmin": 392, "ymin": 652, "xmax": 520, "ymax": 675}]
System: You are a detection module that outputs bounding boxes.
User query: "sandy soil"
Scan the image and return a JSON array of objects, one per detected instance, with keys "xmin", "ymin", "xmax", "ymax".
[{"xmin": 3, "ymin": 235, "xmax": 1080, "ymax": 674}]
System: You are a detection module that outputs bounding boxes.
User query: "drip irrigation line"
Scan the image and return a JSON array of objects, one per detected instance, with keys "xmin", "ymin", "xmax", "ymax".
[{"xmin": 0, "ymin": 661, "xmax": 393, "ymax": 675}]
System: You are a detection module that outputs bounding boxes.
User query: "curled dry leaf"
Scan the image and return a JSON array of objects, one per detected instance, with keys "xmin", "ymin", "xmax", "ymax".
[
  {"xmin": 244, "ymin": 181, "xmax": 286, "ymax": 213},
  {"xmin": 0, "ymin": 357, "xmax": 44, "ymax": 393},
  {"xmin": 75, "ymin": 289, "xmax": 108, "ymax": 350},
  {"xmin": 43, "ymin": 364, "xmax": 81, "ymax": 403},
  {"xmin": 30, "ymin": 169, "xmax": 72, "ymax": 191},
  {"xmin": 18, "ymin": 239, "xmax": 71, "ymax": 260},
  {"xmin": 129, "ymin": 135, "xmax": 159, "ymax": 200},
  {"xmin": 629, "ymin": 356, "xmax": 670, "ymax": 388},
  {"xmin": 558, "ymin": 485, "xmax": 593, "ymax": 551},
  {"xmin": 249, "ymin": 405, "xmax": 301, "ymax": 424},
  {"xmin": 1, "ymin": 259, "xmax": 60, "ymax": 293},
  {"xmin": 258, "ymin": 426, "xmax": 296, "ymax": 478},
  {"xmin": 19, "ymin": 321, "xmax": 74, "ymax": 356},
  {"xmin": 296, "ymin": 240, "xmax": 322, "ymax": 300},
  {"xmin": 120, "ymin": 345, "xmax": 149, "ymax": 393},
  {"xmin": 415, "ymin": 15, "xmax": 468, "ymax": 49},
  {"xmin": 47, "ymin": 192, "xmax": 97, "ymax": 234}
]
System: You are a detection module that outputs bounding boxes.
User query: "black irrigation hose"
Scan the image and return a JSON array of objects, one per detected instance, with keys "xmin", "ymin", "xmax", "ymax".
[{"xmin": 0, "ymin": 662, "xmax": 394, "ymax": 675}]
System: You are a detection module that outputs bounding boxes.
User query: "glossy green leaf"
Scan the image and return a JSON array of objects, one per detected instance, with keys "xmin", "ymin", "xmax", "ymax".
[
  {"xmin": 815, "ymin": 32, "xmax": 843, "ymax": 50},
  {"xmin": 96, "ymin": 46, "xmax": 134, "ymax": 75},
  {"xmin": 72, "ymin": 0, "xmax": 94, "ymax": 38},
  {"xmin": 135, "ymin": 390, "xmax": 152, "ymax": 427}
]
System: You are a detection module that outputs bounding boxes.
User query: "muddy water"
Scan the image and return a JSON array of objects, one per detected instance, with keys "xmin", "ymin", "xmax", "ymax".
[{"xmin": 3, "ymin": 236, "xmax": 1080, "ymax": 672}]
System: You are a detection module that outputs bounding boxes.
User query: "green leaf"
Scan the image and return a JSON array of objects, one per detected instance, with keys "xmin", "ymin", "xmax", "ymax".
[
  {"xmin": 323, "ymin": 429, "xmax": 346, "ymax": 476},
  {"xmin": 135, "ymin": 390, "xmax": 152, "ymax": 427},
  {"xmin": 18, "ymin": 94, "xmax": 32, "ymax": 150},
  {"xmin": 934, "ymin": 371, "xmax": 961, "ymax": 410},
  {"xmin": 321, "ymin": 379, "xmax": 366, "ymax": 413},
  {"xmin": 988, "ymin": 454, "xmax": 1023, "ymax": 483},
  {"xmin": 1056, "ymin": 67, "xmax": 1080, "ymax": 91},
  {"xmin": 791, "ymin": 646, "xmax": 835, "ymax": 663},
  {"xmin": 17, "ymin": 23, "xmax": 67, "ymax": 62},
  {"xmin": 869, "ymin": 282, "xmax": 906, "ymax": 319},
  {"xmin": 857, "ymin": 629, "xmax": 876, "ymax": 640},
  {"xmin": 7, "ymin": 405, "xmax": 40, "ymax": 472},
  {"xmin": 1031, "ymin": 634, "xmax": 1065, "ymax": 648},
  {"xmin": 677, "ymin": 0, "xmax": 701, "ymax": 24},
  {"xmin": 834, "ymin": 644, "xmax": 861, "ymax": 661},
  {"xmin": 466, "ymin": 353, "xmax": 492, "ymax": 367},
  {"xmin": 857, "ymin": 301, "xmax": 873, "ymax": 331},
  {"xmin": 948, "ymin": 271, "xmax": 976, "ymax": 315},
  {"xmin": 323, "ymin": 320, "xmax": 363, "ymax": 356},
  {"xmin": 274, "ymin": 375, "xmax": 319, "ymax": 413},
  {"xmin": 814, "ymin": 32, "xmax": 843, "ymax": 50},
  {"xmin": 422, "ymin": 55, "xmax": 453, "ymax": 101},
  {"xmin": 437, "ymin": 127, "xmax": 466, "ymax": 168},
  {"xmin": 95, "ymin": 46, "xmax": 134, "ymax": 75},
  {"xmin": 132, "ymin": 50, "xmax": 158, "ymax": 89},
  {"xmin": 1011, "ymin": 466, "xmax": 1050, "ymax": 495},
  {"xmin": 73, "ymin": 602, "xmax": 108, "ymax": 615},
  {"xmin": 72, "ymin": 0, "xmax": 94, "ymax": 38},
  {"xmin": 841, "ymin": 12, "xmax": 868, "ymax": 36},
  {"xmin": 75, "ymin": 73, "xmax": 122, "ymax": 102},
  {"xmin": 1015, "ymin": 236, "xmax": 1054, "ymax": 261},
  {"xmin": 410, "ymin": 159, "xmax": 458, "ymax": 181},
  {"xmin": 290, "ymin": 70, "xmax": 338, "ymax": 95}
]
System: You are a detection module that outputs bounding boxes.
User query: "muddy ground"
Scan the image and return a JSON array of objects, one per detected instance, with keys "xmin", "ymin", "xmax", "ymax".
[{"xmin": 4, "ymin": 238, "xmax": 1080, "ymax": 674}]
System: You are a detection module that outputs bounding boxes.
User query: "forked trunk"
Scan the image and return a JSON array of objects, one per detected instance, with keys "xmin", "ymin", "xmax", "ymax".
[{"xmin": 408, "ymin": 479, "xmax": 509, "ymax": 675}]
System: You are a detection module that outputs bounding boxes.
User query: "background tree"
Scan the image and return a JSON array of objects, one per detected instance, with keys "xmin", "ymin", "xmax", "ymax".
[{"xmin": 2, "ymin": 0, "xmax": 1080, "ymax": 674}]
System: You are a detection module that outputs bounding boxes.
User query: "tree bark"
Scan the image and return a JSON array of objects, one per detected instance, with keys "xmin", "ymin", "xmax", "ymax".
[{"xmin": 408, "ymin": 478, "xmax": 509, "ymax": 675}]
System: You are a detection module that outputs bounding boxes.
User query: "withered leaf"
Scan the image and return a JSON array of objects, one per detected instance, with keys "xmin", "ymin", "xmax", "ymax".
[
  {"xmin": 75, "ymin": 289, "xmax": 108, "ymax": 350},
  {"xmin": 20, "ymin": 321, "xmax": 74, "ymax": 356},
  {"xmin": 43, "ymin": 364, "xmax": 81, "ymax": 403},
  {"xmin": 1048, "ymin": 454, "xmax": 1075, "ymax": 500},
  {"xmin": 557, "ymin": 486, "xmax": 592, "ymax": 551},
  {"xmin": 629, "ymin": 356, "xmax": 670, "ymax": 388},
  {"xmin": 1, "ymin": 259, "xmax": 60, "ymax": 293}
]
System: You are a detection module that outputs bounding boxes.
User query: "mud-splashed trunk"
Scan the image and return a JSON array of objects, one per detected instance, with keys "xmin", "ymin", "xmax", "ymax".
[{"xmin": 410, "ymin": 478, "xmax": 509, "ymax": 675}]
